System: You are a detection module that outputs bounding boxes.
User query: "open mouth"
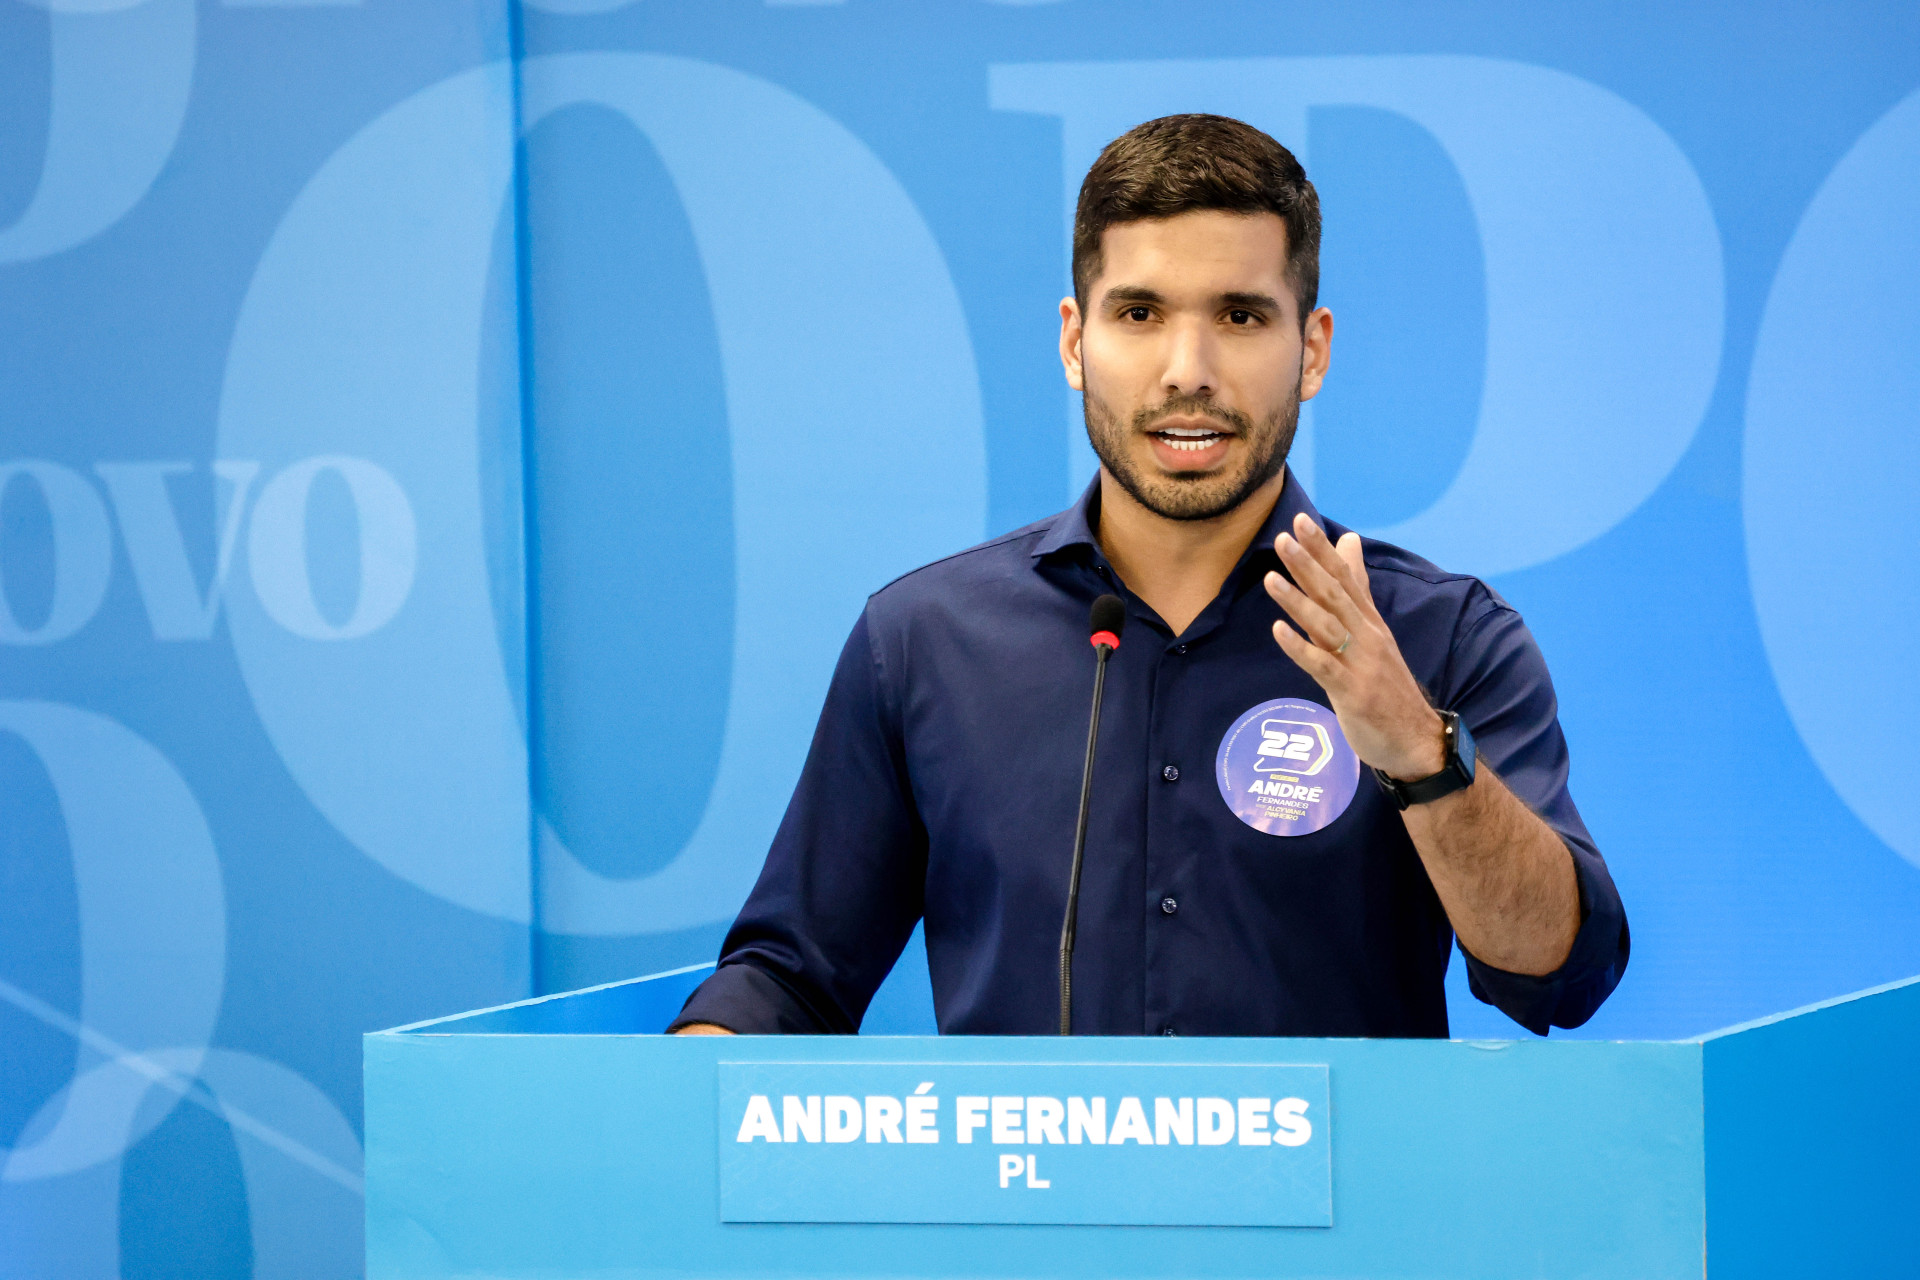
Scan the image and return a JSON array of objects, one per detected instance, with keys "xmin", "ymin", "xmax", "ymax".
[
  {"xmin": 1151, "ymin": 426, "xmax": 1230, "ymax": 453},
  {"xmin": 1146, "ymin": 422, "xmax": 1235, "ymax": 469}
]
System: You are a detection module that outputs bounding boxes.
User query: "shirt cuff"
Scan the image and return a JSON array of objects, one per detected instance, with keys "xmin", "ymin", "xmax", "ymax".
[
  {"xmin": 667, "ymin": 960, "xmax": 840, "ymax": 1035},
  {"xmin": 1458, "ymin": 841, "xmax": 1629, "ymax": 1036}
]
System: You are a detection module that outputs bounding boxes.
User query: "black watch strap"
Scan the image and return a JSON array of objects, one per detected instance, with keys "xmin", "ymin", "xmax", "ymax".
[{"xmin": 1373, "ymin": 709, "xmax": 1476, "ymax": 810}]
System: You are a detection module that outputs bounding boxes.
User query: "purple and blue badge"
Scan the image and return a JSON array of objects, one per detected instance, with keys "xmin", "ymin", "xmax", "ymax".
[{"xmin": 1215, "ymin": 698, "xmax": 1361, "ymax": 837}]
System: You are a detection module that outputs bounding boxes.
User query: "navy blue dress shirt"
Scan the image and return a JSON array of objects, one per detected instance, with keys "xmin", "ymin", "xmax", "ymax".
[{"xmin": 674, "ymin": 473, "xmax": 1628, "ymax": 1038}]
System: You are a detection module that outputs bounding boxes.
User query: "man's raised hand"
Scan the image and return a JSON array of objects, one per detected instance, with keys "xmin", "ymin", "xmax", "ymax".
[{"xmin": 1262, "ymin": 512, "xmax": 1445, "ymax": 782}]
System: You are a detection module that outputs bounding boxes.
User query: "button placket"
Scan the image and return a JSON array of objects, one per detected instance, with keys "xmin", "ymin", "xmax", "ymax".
[{"xmin": 1143, "ymin": 644, "xmax": 1178, "ymax": 1038}]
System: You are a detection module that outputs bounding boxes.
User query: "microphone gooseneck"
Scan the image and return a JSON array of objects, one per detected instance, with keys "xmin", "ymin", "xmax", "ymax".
[{"xmin": 1060, "ymin": 594, "xmax": 1126, "ymax": 1035}]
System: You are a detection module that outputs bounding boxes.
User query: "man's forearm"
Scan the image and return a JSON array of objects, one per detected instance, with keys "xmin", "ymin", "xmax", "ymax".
[
  {"xmin": 1260, "ymin": 514, "xmax": 1583, "ymax": 978},
  {"xmin": 1400, "ymin": 765, "xmax": 1579, "ymax": 976}
]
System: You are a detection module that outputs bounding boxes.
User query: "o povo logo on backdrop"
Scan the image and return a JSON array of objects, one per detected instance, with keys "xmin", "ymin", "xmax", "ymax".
[
  {"xmin": 0, "ymin": 458, "xmax": 414, "ymax": 647},
  {"xmin": 1, "ymin": 0, "xmax": 365, "ymax": 267},
  {"xmin": 0, "ymin": 704, "xmax": 363, "ymax": 1279},
  {"xmin": 215, "ymin": 53, "xmax": 987, "ymax": 934},
  {"xmin": 0, "ymin": 0, "xmax": 195, "ymax": 265}
]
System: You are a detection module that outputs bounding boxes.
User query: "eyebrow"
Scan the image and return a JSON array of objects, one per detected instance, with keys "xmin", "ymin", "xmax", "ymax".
[
  {"xmin": 1099, "ymin": 285, "xmax": 1285, "ymax": 313},
  {"xmin": 1101, "ymin": 285, "xmax": 1164, "ymax": 307}
]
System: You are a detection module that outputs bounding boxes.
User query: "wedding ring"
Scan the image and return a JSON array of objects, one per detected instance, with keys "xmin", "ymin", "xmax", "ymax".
[{"xmin": 1334, "ymin": 632, "xmax": 1352, "ymax": 655}]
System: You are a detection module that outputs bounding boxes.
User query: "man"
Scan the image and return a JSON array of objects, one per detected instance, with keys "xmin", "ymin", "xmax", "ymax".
[{"xmin": 673, "ymin": 114, "xmax": 1627, "ymax": 1038}]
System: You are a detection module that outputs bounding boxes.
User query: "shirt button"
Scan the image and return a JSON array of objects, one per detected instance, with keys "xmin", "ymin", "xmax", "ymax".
[
  {"xmin": 1160, "ymin": 896, "xmax": 1178, "ymax": 915},
  {"xmin": 1161, "ymin": 764, "xmax": 1180, "ymax": 782},
  {"xmin": 1174, "ymin": 643, "xmax": 1189, "ymax": 655},
  {"xmin": 1162, "ymin": 1025, "xmax": 1177, "ymax": 1036}
]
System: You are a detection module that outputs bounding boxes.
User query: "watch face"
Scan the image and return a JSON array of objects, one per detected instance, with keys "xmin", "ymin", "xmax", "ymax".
[{"xmin": 1450, "ymin": 713, "xmax": 1477, "ymax": 780}]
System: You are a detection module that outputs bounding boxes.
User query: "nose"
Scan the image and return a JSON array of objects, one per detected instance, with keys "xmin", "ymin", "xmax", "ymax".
[{"xmin": 1160, "ymin": 316, "xmax": 1219, "ymax": 401}]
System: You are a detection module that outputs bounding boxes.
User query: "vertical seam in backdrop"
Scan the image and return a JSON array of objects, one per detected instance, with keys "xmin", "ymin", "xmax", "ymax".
[{"xmin": 504, "ymin": 0, "xmax": 545, "ymax": 996}]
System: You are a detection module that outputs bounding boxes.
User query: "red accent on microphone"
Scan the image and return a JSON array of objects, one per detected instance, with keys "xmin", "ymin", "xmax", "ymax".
[{"xmin": 1089, "ymin": 630, "xmax": 1120, "ymax": 651}]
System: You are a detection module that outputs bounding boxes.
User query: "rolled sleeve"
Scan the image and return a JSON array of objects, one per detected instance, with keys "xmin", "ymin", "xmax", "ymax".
[
  {"xmin": 668, "ymin": 608, "xmax": 927, "ymax": 1035},
  {"xmin": 1459, "ymin": 840, "xmax": 1630, "ymax": 1034},
  {"xmin": 669, "ymin": 959, "xmax": 840, "ymax": 1035},
  {"xmin": 1442, "ymin": 593, "xmax": 1631, "ymax": 1034}
]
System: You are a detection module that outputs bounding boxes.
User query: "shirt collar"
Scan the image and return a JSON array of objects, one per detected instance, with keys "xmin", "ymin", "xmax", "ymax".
[{"xmin": 1030, "ymin": 467, "xmax": 1327, "ymax": 568}]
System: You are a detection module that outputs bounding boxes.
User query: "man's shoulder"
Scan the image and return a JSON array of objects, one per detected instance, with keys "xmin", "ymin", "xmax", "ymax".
[
  {"xmin": 863, "ymin": 513, "xmax": 1062, "ymax": 617},
  {"xmin": 1336, "ymin": 522, "xmax": 1516, "ymax": 640}
]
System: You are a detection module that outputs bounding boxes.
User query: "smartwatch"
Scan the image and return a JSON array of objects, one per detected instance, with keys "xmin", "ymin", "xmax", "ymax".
[{"xmin": 1373, "ymin": 709, "xmax": 1476, "ymax": 810}]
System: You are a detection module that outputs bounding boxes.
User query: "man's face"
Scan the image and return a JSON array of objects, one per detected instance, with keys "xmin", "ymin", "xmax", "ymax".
[{"xmin": 1060, "ymin": 210, "xmax": 1330, "ymax": 522}]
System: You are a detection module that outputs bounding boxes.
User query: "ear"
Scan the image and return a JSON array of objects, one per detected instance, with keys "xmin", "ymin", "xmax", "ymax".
[
  {"xmin": 1297, "ymin": 306, "xmax": 1334, "ymax": 402},
  {"xmin": 1058, "ymin": 296, "xmax": 1085, "ymax": 392}
]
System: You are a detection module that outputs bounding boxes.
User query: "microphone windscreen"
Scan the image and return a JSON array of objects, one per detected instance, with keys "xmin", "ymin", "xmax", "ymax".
[{"xmin": 1089, "ymin": 594, "xmax": 1126, "ymax": 640}]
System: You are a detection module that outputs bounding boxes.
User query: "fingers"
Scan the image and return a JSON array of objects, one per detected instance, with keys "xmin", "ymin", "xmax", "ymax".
[
  {"xmin": 1272, "ymin": 617, "xmax": 1343, "ymax": 685},
  {"xmin": 1334, "ymin": 532, "xmax": 1379, "ymax": 620},
  {"xmin": 1275, "ymin": 514, "xmax": 1368, "ymax": 632},
  {"xmin": 1297, "ymin": 515, "xmax": 1373, "ymax": 606},
  {"xmin": 1263, "ymin": 568, "xmax": 1349, "ymax": 653}
]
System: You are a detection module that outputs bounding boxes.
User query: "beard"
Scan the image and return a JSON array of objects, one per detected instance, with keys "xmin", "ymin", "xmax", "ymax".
[{"xmin": 1084, "ymin": 380, "xmax": 1300, "ymax": 523}]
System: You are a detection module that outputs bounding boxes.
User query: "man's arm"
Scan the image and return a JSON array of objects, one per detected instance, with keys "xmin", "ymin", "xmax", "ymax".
[
  {"xmin": 666, "ymin": 609, "xmax": 928, "ymax": 1035},
  {"xmin": 1263, "ymin": 513, "xmax": 1578, "ymax": 976},
  {"xmin": 1396, "ymin": 756, "xmax": 1579, "ymax": 976}
]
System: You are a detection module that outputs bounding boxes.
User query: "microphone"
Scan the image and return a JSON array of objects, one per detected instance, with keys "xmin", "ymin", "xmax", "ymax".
[{"xmin": 1060, "ymin": 594, "xmax": 1125, "ymax": 1035}]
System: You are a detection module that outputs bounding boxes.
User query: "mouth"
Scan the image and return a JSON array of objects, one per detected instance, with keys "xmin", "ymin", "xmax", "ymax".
[{"xmin": 1146, "ymin": 419, "xmax": 1235, "ymax": 470}]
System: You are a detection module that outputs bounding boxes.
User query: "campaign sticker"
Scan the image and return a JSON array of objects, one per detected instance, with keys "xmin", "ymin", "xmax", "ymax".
[{"xmin": 1215, "ymin": 699, "xmax": 1361, "ymax": 836}]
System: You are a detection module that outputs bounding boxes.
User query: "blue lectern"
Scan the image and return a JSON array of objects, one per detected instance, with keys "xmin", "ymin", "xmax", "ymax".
[{"xmin": 365, "ymin": 970, "xmax": 1917, "ymax": 1278}]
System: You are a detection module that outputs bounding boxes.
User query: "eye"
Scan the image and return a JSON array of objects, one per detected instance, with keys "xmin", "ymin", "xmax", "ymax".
[
  {"xmin": 1125, "ymin": 306, "xmax": 1152, "ymax": 322},
  {"xmin": 1227, "ymin": 309, "xmax": 1258, "ymax": 326}
]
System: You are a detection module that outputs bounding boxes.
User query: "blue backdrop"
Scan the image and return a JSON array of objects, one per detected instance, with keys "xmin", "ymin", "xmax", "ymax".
[{"xmin": 3, "ymin": 0, "xmax": 1918, "ymax": 1272}]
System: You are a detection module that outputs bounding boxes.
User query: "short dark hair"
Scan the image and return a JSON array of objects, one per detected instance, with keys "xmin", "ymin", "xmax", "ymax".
[{"xmin": 1072, "ymin": 114, "xmax": 1321, "ymax": 326}]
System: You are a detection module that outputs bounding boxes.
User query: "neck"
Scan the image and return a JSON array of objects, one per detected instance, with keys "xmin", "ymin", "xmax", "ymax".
[{"xmin": 1094, "ymin": 466, "xmax": 1288, "ymax": 638}]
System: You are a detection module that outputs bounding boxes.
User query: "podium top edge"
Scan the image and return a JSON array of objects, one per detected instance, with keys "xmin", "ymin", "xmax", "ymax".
[
  {"xmin": 366, "ymin": 969, "xmax": 1920, "ymax": 1043},
  {"xmin": 373, "ymin": 961, "xmax": 717, "ymax": 1034},
  {"xmin": 1693, "ymin": 971, "xmax": 1920, "ymax": 1042}
]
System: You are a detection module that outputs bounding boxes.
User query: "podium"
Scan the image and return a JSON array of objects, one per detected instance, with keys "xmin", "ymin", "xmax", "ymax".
[{"xmin": 365, "ymin": 969, "xmax": 1917, "ymax": 1278}]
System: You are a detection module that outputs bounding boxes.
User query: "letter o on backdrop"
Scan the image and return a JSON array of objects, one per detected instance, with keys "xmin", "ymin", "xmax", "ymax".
[
  {"xmin": 0, "ymin": 462, "xmax": 113, "ymax": 645},
  {"xmin": 218, "ymin": 55, "xmax": 984, "ymax": 932},
  {"xmin": 247, "ymin": 456, "xmax": 418, "ymax": 641},
  {"xmin": 1745, "ymin": 88, "xmax": 1920, "ymax": 872},
  {"xmin": 0, "ymin": 0, "xmax": 196, "ymax": 264}
]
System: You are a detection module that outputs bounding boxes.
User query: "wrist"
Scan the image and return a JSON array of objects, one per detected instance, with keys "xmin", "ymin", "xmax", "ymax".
[
  {"xmin": 1382, "ymin": 710, "xmax": 1448, "ymax": 781},
  {"xmin": 1373, "ymin": 709, "xmax": 1477, "ymax": 811}
]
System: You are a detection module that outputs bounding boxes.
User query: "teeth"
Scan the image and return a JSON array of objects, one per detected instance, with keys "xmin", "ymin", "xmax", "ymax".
[{"xmin": 1157, "ymin": 432, "xmax": 1223, "ymax": 452}]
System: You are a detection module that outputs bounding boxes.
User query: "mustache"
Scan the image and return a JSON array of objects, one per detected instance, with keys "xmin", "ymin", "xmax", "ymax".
[{"xmin": 1132, "ymin": 395, "xmax": 1252, "ymax": 435}]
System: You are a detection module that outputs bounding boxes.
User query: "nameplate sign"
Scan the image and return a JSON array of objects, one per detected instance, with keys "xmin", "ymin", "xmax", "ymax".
[{"xmin": 717, "ymin": 1061, "xmax": 1331, "ymax": 1226}]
